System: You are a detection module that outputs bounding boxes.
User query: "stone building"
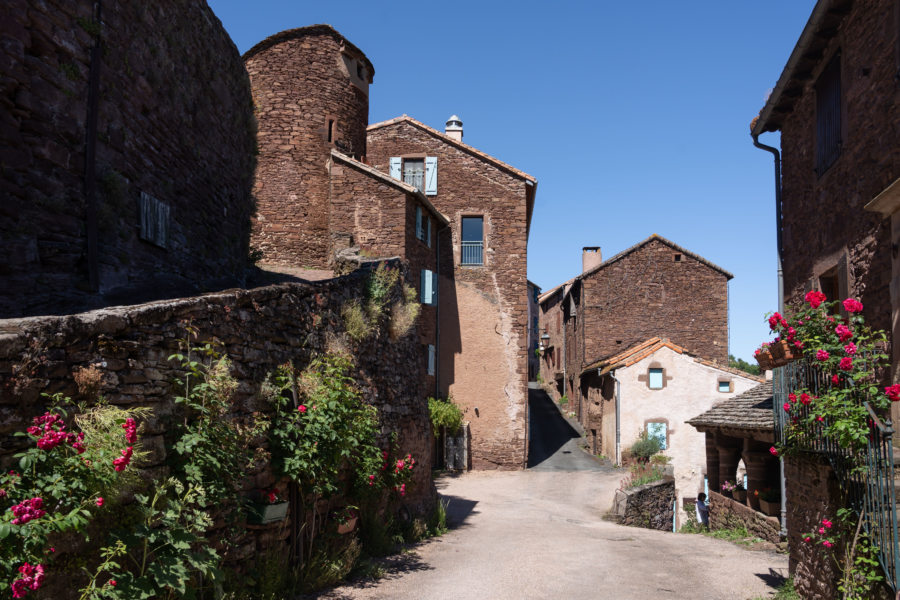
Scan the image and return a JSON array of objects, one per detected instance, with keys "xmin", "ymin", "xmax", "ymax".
[
  {"xmin": 0, "ymin": 0, "xmax": 257, "ymax": 318},
  {"xmin": 527, "ymin": 280, "xmax": 541, "ymax": 381},
  {"xmin": 751, "ymin": 0, "xmax": 900, "ymax": 596},
  {"xmin": 245, "ymin": 25, "xmax": 446, "ymax": 393},
  {"xmin": 367, "ymin": 115, "xmax": 537, "ymax": 469},
  {"xmin": 581, "ymin": 337, "xmax": 760, "ymax": 526},
  {"xmin": 538, "ymin": 235, "xmax": 733, "ymax": 415}
]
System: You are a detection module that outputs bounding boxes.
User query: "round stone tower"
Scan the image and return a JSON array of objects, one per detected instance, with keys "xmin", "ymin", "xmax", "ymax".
[{"xmin": 244, "ymin": 24, "xmax": 374, "ymax": 268}]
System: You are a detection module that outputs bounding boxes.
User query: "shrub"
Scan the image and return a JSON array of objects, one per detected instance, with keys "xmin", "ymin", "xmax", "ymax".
[
  {"xmin": 620, "ymin": 463, "xmax": 665, "ymax": 489},
  {"xmin": 428, "ymin": 396, "xmax": 463, "ymax": 436},
  {"xmin": 342, "ymin": 300, "xmax": 373, "ymax": 341},
  {"xmin": 388, "ymin": 284, "xmax": 420, "ymax": 340},
  {"xmin": 629, "ymin": 430, "xmax": 662, "ymax": 463}
]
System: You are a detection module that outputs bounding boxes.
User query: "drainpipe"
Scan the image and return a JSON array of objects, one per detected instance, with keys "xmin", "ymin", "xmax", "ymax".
[
  {"xmin": 610, "ymin": 369, "xmax": 621, "ymax": 466},
  {"xmin": 752, "ymin": 129, "xmax": 787, "ymax": 536},
  {"xmin": 83, "ymin": 0, "xmax": 103, "ymax": 291}
]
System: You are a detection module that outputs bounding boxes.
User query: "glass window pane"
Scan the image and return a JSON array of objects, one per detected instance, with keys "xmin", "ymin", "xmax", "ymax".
[
  {"xmin": 647, "ymin": 422, "xmax": 667, "ymax": 450},
  {"xmin": 718, "ymin": 381, "xmax": 730, "ymax": 393},
  {"xmin": 648, "ymin": 368, "xmax": 663, "ymax": 389},
  {"xmin": 462, "ymin": 217, "xmax": 483, "ymax": 242}
]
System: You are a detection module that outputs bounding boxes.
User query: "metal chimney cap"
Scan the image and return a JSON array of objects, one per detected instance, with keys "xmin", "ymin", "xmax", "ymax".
[{"xmin": 445, "ymin": 115, "xmax": 463, "ymax": 129}]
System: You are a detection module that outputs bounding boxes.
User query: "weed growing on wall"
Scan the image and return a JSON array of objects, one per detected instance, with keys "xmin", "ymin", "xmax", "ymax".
[
  {"xmin": 388, "ymin": 284, "xmax": 420, "ymax": 340},
  {"xmin": 428, "ymin": 396, "xmax": 463, "ymax": 436},
  {"xmin": 341, "ymin": 300, "xmax": 373, "ymax": 341}
]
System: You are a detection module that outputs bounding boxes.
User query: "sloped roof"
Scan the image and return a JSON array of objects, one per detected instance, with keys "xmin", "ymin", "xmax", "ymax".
[
  {"xmin": 582, "ymin": 234, "xmax": 733, "ymax": 280},
  {"xmin": 330, "ymin": 150, "xmax": 449, "ymax": 225},
  {"xmin": 243, "ymin": 24, "xmax": 375, "ymax": 80},
  {"xmin": 367, "ymin": 115, "xmax": 536, "ymax": 183},
  {"xmin": 582, "ymin": 337, "xmax": 686, "ymax": 376},
  {"xmin": 752, "ymin": 0, "xmax": 851, "ymax": 136},
  {"xmin": 686, "ymin": 381, "xmax": 774, "ymax": 432}
]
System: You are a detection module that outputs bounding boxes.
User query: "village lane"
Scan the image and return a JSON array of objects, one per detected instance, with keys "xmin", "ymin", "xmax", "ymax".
[{"xmin": 309, "ymin": 391, "xmax": 788, "ymax": 600}]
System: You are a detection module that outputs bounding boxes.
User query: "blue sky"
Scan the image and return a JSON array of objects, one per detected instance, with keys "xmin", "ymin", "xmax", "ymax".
[{"xmin": 207, "ymin": 0, "xmax": 817, "ymax": 362}]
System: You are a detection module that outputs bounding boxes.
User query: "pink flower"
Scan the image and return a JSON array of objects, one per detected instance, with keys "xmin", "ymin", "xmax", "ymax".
[
  {"xmin": 805, "ymin": 290, "xmax": 827, "ymax": 308},
  {"xmin": 788, "ymin": 393, "xmax": 797, "ymax": 404},
  {"xmin": 823, "ymin": 540, "xmax": 834, "ymax": 548},
  {"xmin": 297, "ymin": 405, "xmax": 307, "ymax": 413},
  {"xmin": 843, "ymin": 298, "xmax": 864, "ymax": 313},
  {"xmin": 10, "ymin": 498, "xmax": 46, "ymax": 525},
  {"xmin": 843, "ymin": 342, "xmax": 857, "ymax": 356},
  {"xmin": 122, "ymin": 418, "xmax": 137, "ymax": 444},
  {"xmin": 783, "ymin": 402, "xmax": 791, "ymax": 412},
  {"xmin": 113, "ymin": 446, "xmax": 133, "ymax": 472},
  {"xmin": 800, "ymin": 393, "xmax": 812, "ymax": 406},
  {"xmin": 831, "ymin": 375, "xmax": 840, "ymax": 386},
  {"xmin": 817, "ymin": 415, "xmax": 825, "ymax": 422},
  {"xmin": 768, "ymin": 313, "xmax": 784, "ymax": 330},
  {"xmin": 816, "ymin": 350, "xmax": 830, "ymax": 362},
  {"xmin": 822, "ymin": 519, "xmax": 832, "ymax": 528},
  {"xmin": 835, "ymin": 324, "xmax": 852, "ymax": 342},
  {"xmin": 108, "ymin": 579, "xmax": 117, "ymax": 587},
  {"xmin": 804, "ymin": 536, "xmax": 812, "ymax": 543},
  {"xmin": 819, "ymin": 527, "xmax": 826, "ymax": 534},
  {"xmin": 886, "ymin": 384, "xmax": 900, "ymax": 402},
  {"xmin": 95, "ymin": 497, "xmax": 104, "ymax": 507},
  {"xmin": 839, "ymin": 357, "xmax": 853, "ymax": 371},
  {"xmin": 769, "ymin": 446, "xmax": 778, "ymax": 457},
  {"xmin": 11, "ymin": 563, "xmax": 44, "ymax": 598}
]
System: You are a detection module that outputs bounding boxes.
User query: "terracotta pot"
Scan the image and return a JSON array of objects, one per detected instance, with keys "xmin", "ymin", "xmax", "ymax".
[
  {"xmin": 769, "ymin": 340, "xmax": 798, "ymax": 367},
  {"xmin": 759, "ymin": 498, "xmax": 780, "ymax": 517},
  {"xmin": 337, "ymin": 514, "xmax": 358, "ymax": 535},
  {"xmin": 732, "ymin": 489, "xmax": 747, "ymax": 503},
  {"xmin": 755, "ymin": 349, "xmax": 774, "ymax": 370}
]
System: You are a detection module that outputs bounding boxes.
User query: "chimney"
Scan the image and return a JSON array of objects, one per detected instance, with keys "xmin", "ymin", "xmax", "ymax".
[
  {"xmin": 582, "ymin": 247, "xmax": 602, "ymax": 272},
  {"xmin": 445, "ymin": 115, "xmax": 463, "ymax": 141}
]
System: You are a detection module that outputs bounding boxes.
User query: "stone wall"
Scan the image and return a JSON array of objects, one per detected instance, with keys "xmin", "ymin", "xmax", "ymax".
[
  {"xmin": 0, "ymin": 261, "xmax": 436, "ymax": 579},
  {"xmin": 1, "ymin": 0, "xmax": 256, "ymax": 318},
  {"xmin": 613, "ymin": 479, "xmax": 676, "ymax": 531},
  {"xmin": 368, "ymin": 119, "xmax": 532, "ymax": 469},
  {"xmin": 579, "ymin": 238, "xmax": 730, "ymax": 366},
  {"xmin": 778, "ymin": 0, "xmax": 894, "ymax": 333},
  {"xmin": 708, "ymin": 491, "xmax": 781, "ymax": 543},
  {"xmin": 245, "ymin": 25, "xmax": 372, "ymax": 268}
]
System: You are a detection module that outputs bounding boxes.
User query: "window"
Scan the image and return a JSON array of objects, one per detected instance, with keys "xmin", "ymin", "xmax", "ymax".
[
  {"xmin": 816, "ymin": 52, "xmax": 842, "ymax": 175},
  {"xmin": 420, "ymin": 269, "xmax": 437, "ymax": 306},
  {"xmin": 139, "ymin": 192, "xmax": 170, "ymax": 248},
  {"xmin": 389, "ymin": 156, "xmax": 437, "ymax": 195},
  {"xmin": 533, "ymin": 288, "xmax": 539, "ymax": 303},
  {"xmin": 415, "ymin": 206, "xmax": 432, "ymax": 247},
  {"xmin": 646, "ymin": 421, "xmax": 667, "ymax": 450},
  {"xmin": 648, "ymin": 368, "xmax": 664, "ymax": 390},
  {"xmin": 461, "ymin": 216, "xmax": 483, "ymax": 266},
  {"xmin": 426, "ymin": 344, "xmax": 435, "ymax": 376},
  {"xmin": 532, "ymin": 317, "xmax": 538, "ymax": 336},
  {"xmin": 718, "ymin": 380, "xmax": 732, "ymax": 393}
]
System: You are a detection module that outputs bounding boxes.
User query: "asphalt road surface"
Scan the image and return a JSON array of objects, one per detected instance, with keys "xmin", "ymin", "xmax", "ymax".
[{"xmin": 309, "ymin": 390, "xmax": 788, "ymax": 600}]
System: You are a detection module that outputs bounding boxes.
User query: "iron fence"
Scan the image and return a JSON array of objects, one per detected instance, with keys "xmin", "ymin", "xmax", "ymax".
[
  {"xmin": 461, "ymin": 241, "xmax": 483, "ymax": 265},
  {"xmin": 773, "ymin": 360, "xmax": 900, "ymax": 591}
]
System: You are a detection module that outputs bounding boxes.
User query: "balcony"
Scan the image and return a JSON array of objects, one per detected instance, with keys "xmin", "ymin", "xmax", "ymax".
[{"xmin": 461, "ymin": 241, "xmax": 483, "ymax": 266}]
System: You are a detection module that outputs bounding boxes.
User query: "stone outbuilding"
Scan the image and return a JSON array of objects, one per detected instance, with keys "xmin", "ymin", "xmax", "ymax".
[{"xmin": 581, "ymin": 337, "xmax": 761, "ymax": 526}]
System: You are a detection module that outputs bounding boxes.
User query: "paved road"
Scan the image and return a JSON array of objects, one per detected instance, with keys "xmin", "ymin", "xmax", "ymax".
[{"xmin": 310, "ymin": 390, "xmax": 788, "ymax": 600}]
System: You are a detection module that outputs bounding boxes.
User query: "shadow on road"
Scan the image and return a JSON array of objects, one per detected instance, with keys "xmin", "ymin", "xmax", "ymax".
[
  {"xmin": 527, "ymin": 388, "xmax": 582, "ymax": 468},
  {"xmin": 755, "ymin": 567, "xmax": 789, "ymax": 590},
  {"xmin": 438, "ymin": 493, "xmax": 479, "ymax": 530}
]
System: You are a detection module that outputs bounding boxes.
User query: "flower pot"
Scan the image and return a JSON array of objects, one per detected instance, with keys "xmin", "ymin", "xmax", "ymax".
[
  {"xmin": 755, "ymin": 349, "xmax": 774, "ymax": 370},
  {"xmin": 337, "ymin": 514, "xmax": 358, "ymax": 535},
  {"xmin": 758, "ymin": 498, "xmax": 780, "ymax": 517},
  {"xmin": 769, "ymin": 340, "xmax": 798, "ymax": 367},
  {"xmin": 732, "ymin": 489, "xmax": 747, "ymax": 503},
  {"xmin": 248, "ymin": 501, "xmax": 289, "ymax": 524}
]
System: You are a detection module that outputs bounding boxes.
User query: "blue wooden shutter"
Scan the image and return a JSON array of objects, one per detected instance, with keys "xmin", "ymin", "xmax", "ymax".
[
  {"xmin": 431, "ymin": 271, "xmax": 438, "ymax": 305},
  {"xmin": 427, "ymin": 344, "xmax": 435, "ymax": 375},
  {"xmin": 424, "ymin": 156, "xmax": 437, "ymax": 195},
  {"xmin": 390, "ymin": 157, "xmax": 402, "ymax": 180},
  {"xmin": 426, "ymin": 216, "xmax": 432, "ymax": 247},
  {"xmin": 421, "ymin": 269, "xmax": 434, "ymax": 305}
]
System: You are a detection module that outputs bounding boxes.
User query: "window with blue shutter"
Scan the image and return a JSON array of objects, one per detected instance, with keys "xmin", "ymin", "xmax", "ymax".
[
  {"xmin": 424, "ymin": 156, "xmax": 437, "ymax": 195},
  {"xmin": 647, "ymin": 422, "xmax": 667, "ymax": 450},
  {"xmin": 420, "ymin": 269, "xmax": 437, "ymax": 305},
  {"xmin": 389, "ymin": 157, "xmax": 402, "ymax": 180}
]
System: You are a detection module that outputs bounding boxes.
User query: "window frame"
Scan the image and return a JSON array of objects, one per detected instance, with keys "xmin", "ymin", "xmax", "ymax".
[
  {"xmin": 460, "ymin": 215, "xmax": 484, "ymax": 266},
  {"xmin": 647, "ymin": 367, "xmax": 665, "ymax": 390}
]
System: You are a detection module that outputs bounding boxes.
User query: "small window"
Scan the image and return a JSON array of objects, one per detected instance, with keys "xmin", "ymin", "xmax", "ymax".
[
  {"xmin": 403, "ymin": 159, "xmax": 425, "ymax": 192},
  {"xmin": 139, "ymin": 192, "xmax": 170, "ymax": 248},
  {"xmin": 327, "ymin": 119, "xmax": 334, "ymax": 143},
  {"xmin": 648, "ymin": 368, "xmax": 664, "ymax": 390},
  {"xmin": 673, "ymin": 253, "xmax": 682, "ymax": 262},
  {"xmin": 647, "ymin": 421, "xmax": 667, "ymax": 450},
  {"xmin": 816, "ymin": 52, "xmax": 842, "ymax": 175},
  {"xmin": 461, "ymin": 216, "xmax": 484, "ymax": 265},
  {"xmin": 718, "ymin": 380, "xmax": 731, "ymax": 393},
  {"xmin": 426, "ymin": 344, "xmax": 435, "ymax": 376}
]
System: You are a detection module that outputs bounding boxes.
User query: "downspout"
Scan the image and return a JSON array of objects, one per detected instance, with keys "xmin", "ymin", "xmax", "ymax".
[
  {"xmin": 83, "ymin": 0, "xmax": 103, "ymax": 291},
  {"xmin": 610, "ymin": 369, "xmax": 621, "ymax": 466},
  {"xmin": 752, "ymin": 129, "xmax": 787, "ymax": 536}
]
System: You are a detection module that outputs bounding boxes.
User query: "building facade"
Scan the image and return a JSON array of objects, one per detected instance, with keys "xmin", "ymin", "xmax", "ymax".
[
  {"xmin": 527, "ymin": 280, "xmax": 541, "ymax": 381},
  {"xmin": 367, "ymin": 116, "xmax": 537, "ymax": 469}
]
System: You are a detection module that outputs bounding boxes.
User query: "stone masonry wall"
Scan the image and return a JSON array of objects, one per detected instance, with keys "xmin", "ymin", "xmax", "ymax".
[
  {"xmin": 708, "ymin": 491, "xmax": 781, "ymax": 543},
  {"xmin": 246, "ymin": 26, "xmax": 371, "ymax": 269},
  {"xmin": 614, "ymin": 479, "xmax": 676, "ymax": 531},
  {"xmin": 0, "ymin": 261, "xmax": 436, "ymax": 582},
  {"xmin": 778, "ymin": 0, "xmax": 895, "ymax": 333},
  {"xmin": 1, "ymin": 0, "xmax": 256, "ymax": 318},
  {"xmin": 368, "ymin": 120, "xmax": 531, "ymax": 469},
  {"xmin": 580, "ymin": 238, "xmax": 730, "ymax": 365}
]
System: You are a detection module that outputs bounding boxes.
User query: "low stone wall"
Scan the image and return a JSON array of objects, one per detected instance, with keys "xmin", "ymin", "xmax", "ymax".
[
  {"xmin": 0, "ymin": 260, "xmax": 435, "ymax": 581},
  {"xmin": 613, "ymin": 479, "xmax": 676, "ymax": 531},
  {"xmin": 708, "ymin": 491, "xmax": 781, "ymax": 543}
]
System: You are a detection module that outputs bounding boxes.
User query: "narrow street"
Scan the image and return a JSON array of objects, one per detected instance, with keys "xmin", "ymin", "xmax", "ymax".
[{"xmin": 311, "ymin": 390, "xmax": 788, "ymax": 600}]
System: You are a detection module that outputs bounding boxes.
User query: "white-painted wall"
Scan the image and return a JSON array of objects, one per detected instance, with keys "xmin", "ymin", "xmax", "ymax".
[{"xmin": 617, "ymin": 346, "xmax": 759, "ymax": 527}]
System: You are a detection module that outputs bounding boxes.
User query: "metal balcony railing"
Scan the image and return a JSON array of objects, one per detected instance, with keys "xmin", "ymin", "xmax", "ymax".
[
  {"xmin": 774, "ymin": 360, "xmax": 900, "ymax": 591},
  {"xmin": 461, "ymin": 241, "xmax": 483, "ymax": 266},
  {"xmin": 403, "ymin": 171, "xmax": 424, "ymax": 193}
]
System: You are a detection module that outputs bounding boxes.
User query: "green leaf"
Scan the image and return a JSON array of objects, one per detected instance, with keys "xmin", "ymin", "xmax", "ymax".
[{"xmin": 0, "ymin": 523, "xmax": 9, "ymax": 540}]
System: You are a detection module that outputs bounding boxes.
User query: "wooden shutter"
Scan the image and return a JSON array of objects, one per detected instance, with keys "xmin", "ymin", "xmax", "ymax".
[
  {"xmin": 415, "ymin": 206, "xmax": 423, "ymax": 240},
  {"xmin": 426, "ymin": 216, "xmax": 432, "ymax": 247},
  {"xmin": 390, "ymin": 157, "xmax": 402, "ymax": 180},
  {"xmin": 421, "ymin": 269, "xmax": 435, "ymax": 305},
  {"xmin": 815, "ymin": 53, "xmax": 841, "ymax": 175},
  {"xmin": 427, "ymin": 344, "xmax": 435, "ymax": 375},
  {"xmin": 431, "ymin": 271, "xmax": 438, "ymax": 305},
  {"xmin": 424, "ymin": 156, "xmax": 438, "ymax": 195}
]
